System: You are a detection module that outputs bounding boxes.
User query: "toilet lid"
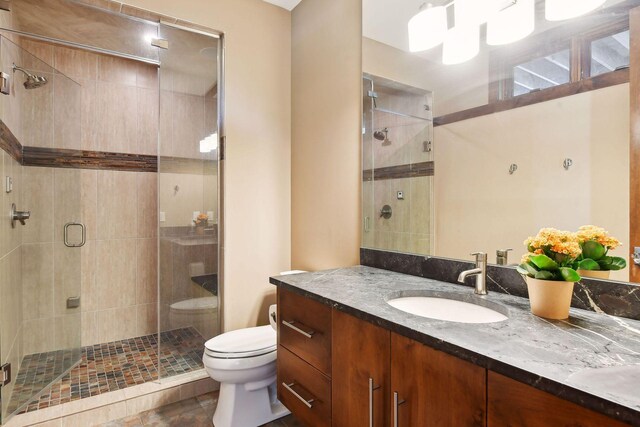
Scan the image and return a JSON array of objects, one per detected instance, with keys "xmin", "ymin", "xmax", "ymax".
[{"xmin": 204, "ymin": 325, "xmax": 276, "ymax": 358}]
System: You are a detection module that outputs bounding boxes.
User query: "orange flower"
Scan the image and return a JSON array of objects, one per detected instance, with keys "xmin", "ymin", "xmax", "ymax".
[{"xmin": 576, "ymin": 225, "xmax": 621, "ymax": 249}]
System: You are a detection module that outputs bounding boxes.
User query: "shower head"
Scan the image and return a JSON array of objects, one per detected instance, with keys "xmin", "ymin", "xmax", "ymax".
[
  {"xmin": 373, "ymin": 128, "xmax": 391, "ymax": 145},
  {"xmin": 12, "ymin": 64, "xmax": 48, "ymax": 89}
]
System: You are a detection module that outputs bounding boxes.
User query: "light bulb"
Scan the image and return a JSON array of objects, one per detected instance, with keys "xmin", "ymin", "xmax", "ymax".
[
  {"xmin": 545, "ymin": 0, "xmax": 606, "ymax": 21},
  {"xmin": 486, "ymin": 0, "xmax": 535, "ymax": 45},
  {"xmin": 408, "ymin": 4, "xmax": 448, "ymax": 52},
  {"xmin": 442, "ymin": 25, "xmax": 480, "ymax": 65}
]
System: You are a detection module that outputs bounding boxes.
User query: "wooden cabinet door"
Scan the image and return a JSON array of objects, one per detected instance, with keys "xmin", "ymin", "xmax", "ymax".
[
  {"xmin": 390, "ymin": 333, "xmax": 486, "ymax": 427},
  {"xmin": 487, "ymin": 371, "xmax": 630, "ymax": 427},
  {"xmin": 332, "ymin": 310, "xmax": 391, "ymax": 427}
]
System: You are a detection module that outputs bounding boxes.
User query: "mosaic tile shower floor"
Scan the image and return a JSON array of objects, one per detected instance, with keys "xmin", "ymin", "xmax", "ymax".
[{"xmin": 7, "ymin": 327, "xmax": 205, "ymax": 415}]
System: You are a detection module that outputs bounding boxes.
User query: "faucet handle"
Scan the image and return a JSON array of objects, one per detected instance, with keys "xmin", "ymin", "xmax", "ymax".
[
  {"xmin": 470, "ymin": 252, "xmax": 487, "ymax": 263},
  {"xmin": 496, "ymin": 248, "xmax": 513, "ymax": 256}
]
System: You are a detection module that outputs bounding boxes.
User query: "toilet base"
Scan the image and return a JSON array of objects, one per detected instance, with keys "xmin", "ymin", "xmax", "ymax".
[{"xmin": 212, "ymin": 379, "xmax": 290, "ymax": 427}]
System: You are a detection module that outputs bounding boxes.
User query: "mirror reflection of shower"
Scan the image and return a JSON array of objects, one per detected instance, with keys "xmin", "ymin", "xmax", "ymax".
[
  {"xmin": 13, "ymin": 63, "xmax": 49, "ymax": 89},
  {"xmin": 374, "ymin": 127, "xmax": 392, "ymax": 146}
]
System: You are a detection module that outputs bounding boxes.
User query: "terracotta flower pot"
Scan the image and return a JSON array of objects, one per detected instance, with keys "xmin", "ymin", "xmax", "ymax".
[
  {"xmin": 525, "ymin": 277, "xmax": 575, "ymax": 320},
  {"xmin": 576, "ymin": 269, "xmax": 610, "ymax": 280}
]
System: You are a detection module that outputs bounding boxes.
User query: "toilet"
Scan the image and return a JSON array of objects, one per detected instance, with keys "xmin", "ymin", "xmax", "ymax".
[
  {"xmin": 204, "ymin": 307, "xmax": 293, "ymax": 426},
  {"xmin": 170, "ymin": 296, "xmax": 218, "ymax": 339}
]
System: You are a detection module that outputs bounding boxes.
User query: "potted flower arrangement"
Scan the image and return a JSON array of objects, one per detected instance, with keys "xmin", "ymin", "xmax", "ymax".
[
  {"xmin": 517, "ymin": 228, "xmax": 581, "ymax": 319},
  {"xmin": 194, "ymin": 213, "xmax": 209, "ymax": 235},
  {"xmin": 572, "ymin": 225, "xmax": 626, "ymax": 280}
]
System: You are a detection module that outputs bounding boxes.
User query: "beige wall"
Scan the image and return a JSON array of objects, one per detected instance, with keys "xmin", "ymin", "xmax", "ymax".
[
  {"xmin": 434, "ymin": 84, "xmax": 630, "ymax": 281},
  {"xmin": 291, "ymin": 0, "xmax": 362, "ymax": 271},
  {"xmin": 122, "ymin": 0, "xmax": 292, "ymax": 331}
]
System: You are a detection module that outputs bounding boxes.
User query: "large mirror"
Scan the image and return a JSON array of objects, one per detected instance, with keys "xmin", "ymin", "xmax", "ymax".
[{"xmin": 361, "ymin": 0, "xmax": 637, "ymax": 283}]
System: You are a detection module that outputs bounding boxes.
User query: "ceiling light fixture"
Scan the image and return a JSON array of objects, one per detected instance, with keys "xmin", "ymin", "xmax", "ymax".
[
  {"xmin": 408, "ymin": 3, "xmax": 448, "ymax": 52},
  {"xmin": 199, "ymin": 132, "xmax": 218, "ymax": 153},
  {"xmin": 442, "ymin": 25, "xmax": 480, "ymax": 64},
  {"xmin": 545, "ymin": 0, "xmax": 606, "ymax": 21},
  {"xmin": 486, "ymin": 0, "xmax": 535, "ymax": 45}
]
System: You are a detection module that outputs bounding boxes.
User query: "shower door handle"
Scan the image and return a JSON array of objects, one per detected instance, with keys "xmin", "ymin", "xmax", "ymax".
[{"xmin": 64, "ymin": 222, "xmax": 86, "ymax": 248}]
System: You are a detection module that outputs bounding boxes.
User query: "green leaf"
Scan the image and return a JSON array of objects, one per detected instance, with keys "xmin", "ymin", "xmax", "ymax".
[
  {"xmin": 582, "ymin": 240, "xmax": 606, "ymax": 260},
  {"xmin": 529, "ymin": 254, "xmax": 559, "ymax": 271},
  {"xmin": 577, "ymin": 259, "xmax": 600, "ymax": 271},
  {"xmin": 559, "ymin": 267, "xmax": 581, "ymax": 282},
  {"xmin": 598, "ymin": 256, "xmax": 627, "ymax": 271},
  {"xmin": 534, "ymin": 270, "xmax": 555, "ymax": 280},
  {"xmin": 517, "ymin": 262, "xmax": 539, "ymax": 277}
]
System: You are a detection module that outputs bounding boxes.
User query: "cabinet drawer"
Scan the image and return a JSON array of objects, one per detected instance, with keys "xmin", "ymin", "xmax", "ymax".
[
  {"xmin": 278, "ymin": 288, "xmax": 332, "ymax": 376},
  {"xmin": 278, "ymin": 345, "xmax": 331, "ymax": 427}
]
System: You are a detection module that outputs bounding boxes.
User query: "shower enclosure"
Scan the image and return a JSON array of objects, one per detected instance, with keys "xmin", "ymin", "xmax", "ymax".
[
  {"xmin": 362, "ymin": 74, "xmax": 435, "ymax": 255},
  {"xmin": 0, "ymin": 1, "xmax": 223, "ymax": 423}
]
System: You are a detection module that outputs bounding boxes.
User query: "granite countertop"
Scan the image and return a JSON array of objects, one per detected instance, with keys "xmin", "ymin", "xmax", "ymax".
[{"xmin": 270, "ymin": 266, "xmax": 640, "ymax": 426}]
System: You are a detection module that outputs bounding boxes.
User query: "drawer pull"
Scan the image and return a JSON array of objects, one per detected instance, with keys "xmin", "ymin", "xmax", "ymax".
[
  {"xmin": 393, "ymin": 391, "xmax": 406, "ymax": 427},
  {"xmin": 283, "ymin": 382, "xmax": 315, "ymax": 408},
  {"xmin": 369, "ymin": 377, "xmax": 381, "ymax": 427},
  {"xmin": 282, "ymin": 320, "xmax": 315, "ymax": 338}
]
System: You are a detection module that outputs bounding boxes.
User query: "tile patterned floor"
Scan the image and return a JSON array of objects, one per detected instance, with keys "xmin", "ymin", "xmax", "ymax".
[
  {"xmin": 101, "ymin": 391, "xmax": 304, "ymax": 427},
  {"xmin": 8, "ymin": 328, "xmax": 205, "ymax": 415}
]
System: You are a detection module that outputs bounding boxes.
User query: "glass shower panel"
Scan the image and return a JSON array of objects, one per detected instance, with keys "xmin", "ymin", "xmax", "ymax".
[
  {"xmin": 157, "ymin": 24, "xmax": 219, "ymax": 380},
  {"xmin": 0, "ymin": 35, "xmax": 82, "ymax": 422},
  {"xmin": 362, "ymin": 75, "xmax": 434, "ymax": 256}
]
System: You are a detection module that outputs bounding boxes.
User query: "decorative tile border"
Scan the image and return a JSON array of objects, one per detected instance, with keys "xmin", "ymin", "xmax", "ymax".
[
  {"xmin": 362, "ymin": 161, "xmax": 434, "ymax": 181},
  {"xmin": 22, "ymin": 146, "xmax": 158, "ymax": 172},
  {"xmin": 360, "ymin": 248, "xmax": 640, "ymax": 320},
  {"xmin": 0, "ymin": 120, "xmax": 22, "ymax": 162}
]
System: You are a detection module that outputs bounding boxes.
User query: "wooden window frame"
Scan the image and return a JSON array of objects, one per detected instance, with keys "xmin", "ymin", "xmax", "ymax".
[
  {"xmin": 492, "ymin": 17, "xmax": 629, "ymax": 103},
  {"xmin": 435, "ymin": 14, "xmax": 631, "ymax": 127}
]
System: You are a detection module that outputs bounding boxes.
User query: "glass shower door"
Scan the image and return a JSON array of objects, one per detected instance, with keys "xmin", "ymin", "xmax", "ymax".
[
  {"xmin": 157, "ymin": 23, "xmax": 220, "ymax": 380},
  {"xmin": 0, "ymin": 34, "xmax": 82, "ymax": 422},
  {"xmin": 362, "ymin": 74, "xmax": 434, "ymax": 256}
]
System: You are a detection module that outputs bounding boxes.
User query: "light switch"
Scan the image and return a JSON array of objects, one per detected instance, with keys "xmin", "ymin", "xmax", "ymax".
[
  {"xmin": 5, "ymin": 176, "xmax": 12, "ymax": 193},
  {"xmin": 159, "ymin": 211, "xmax": 166, "ymax": 222}
]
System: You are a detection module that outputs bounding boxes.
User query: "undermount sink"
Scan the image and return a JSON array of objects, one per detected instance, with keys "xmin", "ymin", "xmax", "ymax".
[{"xmin": 387, "ymin": 295, "xmax": 508, "ymax": 324}]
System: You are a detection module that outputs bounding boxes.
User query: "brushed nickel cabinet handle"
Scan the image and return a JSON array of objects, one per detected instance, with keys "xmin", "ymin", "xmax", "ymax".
[
  {"xmin": 393, "ymin": 391, "xmax": 406, "ymax": 427},
  {"xmin": 282, "ymin": 382, "xmax": 314, "ymax": 408},
  {"xmin": 369, "ymin": 377, "xmax": 381, "ymax": 427},
  {"xmin": 282, "ymin": 320, "xmax": 315, "ymax": 338}
]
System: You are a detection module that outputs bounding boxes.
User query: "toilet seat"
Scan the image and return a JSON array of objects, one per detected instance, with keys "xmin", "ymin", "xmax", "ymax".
[{"xmin": 204, "ymin": 325, "xmax": 276, "ymax": 359}]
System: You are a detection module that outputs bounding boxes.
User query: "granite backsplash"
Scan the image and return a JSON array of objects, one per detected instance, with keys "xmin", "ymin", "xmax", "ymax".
[{"xmin": 361, "ymin": 248, "xmax": 640, "ymax": 321}]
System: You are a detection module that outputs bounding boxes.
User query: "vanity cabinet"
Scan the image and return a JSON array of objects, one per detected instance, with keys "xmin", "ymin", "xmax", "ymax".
[
  {"xmin": 332, "ymin": 309, "xmax": 391, "ymax": 426},
  {"xmin": 391, "ymin": 333, "xmax": 486, "ymax": 426},
  {"xmin": 331, "ymin": 307, "xmax": 485, "ymax": 427},
  {"xmin": 277, "ymin": 288, "xmax": 630, "ymax": 427},
  {"xmin": 487, "ymin": 372, "xmax": 629, "ymax": 427}
]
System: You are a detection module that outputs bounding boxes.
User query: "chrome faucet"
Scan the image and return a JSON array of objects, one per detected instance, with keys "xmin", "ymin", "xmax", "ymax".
[
  {"xmin": 458, "ymin": 252, "xmax": 488, "ymax": 295},
  {"xmin": 496, "ymin": 248, "xmax": 513, "ymax": 266}
]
